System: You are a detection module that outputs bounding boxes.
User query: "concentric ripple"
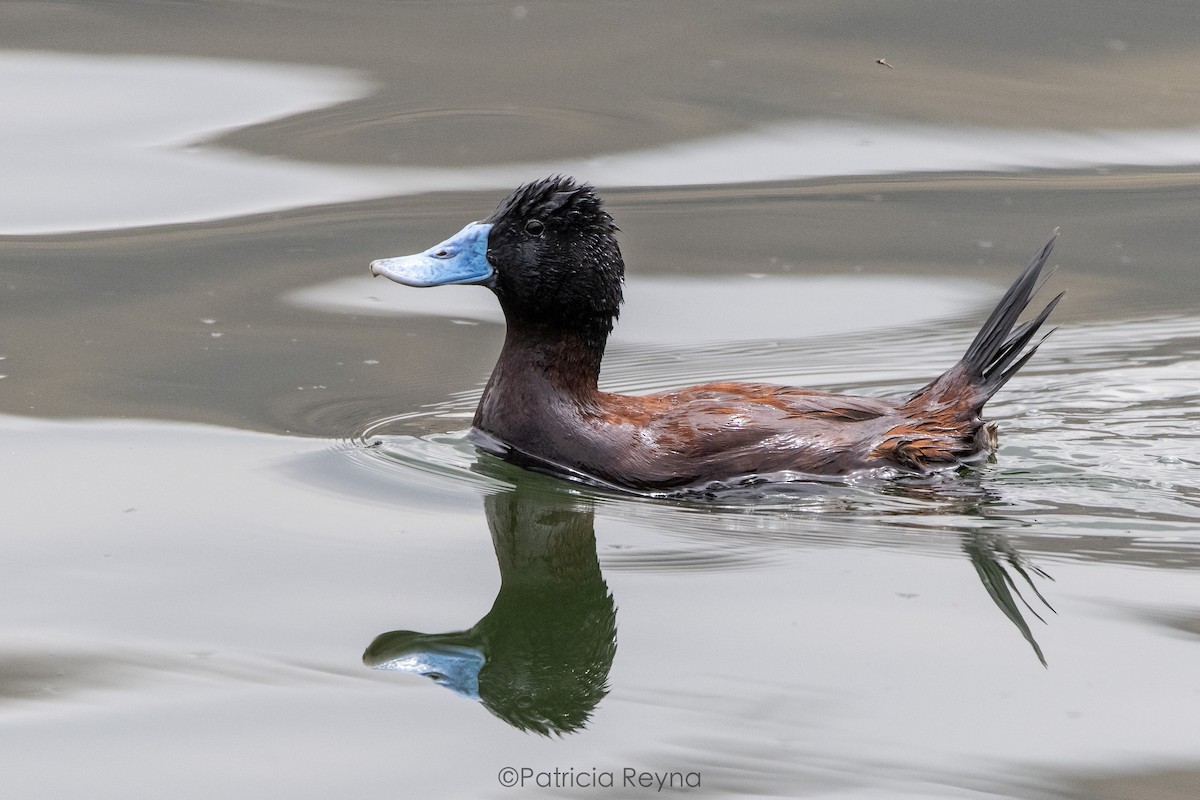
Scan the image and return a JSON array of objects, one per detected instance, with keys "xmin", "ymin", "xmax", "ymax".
[{"xmin": 341, "ymin": 311, "xmax": 1200, "ymax": 556}]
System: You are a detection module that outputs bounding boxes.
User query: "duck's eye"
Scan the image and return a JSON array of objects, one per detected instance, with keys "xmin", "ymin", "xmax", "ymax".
[{"xmin": 524, "ymin": 219, "xmax": 545, "ymax": 237}]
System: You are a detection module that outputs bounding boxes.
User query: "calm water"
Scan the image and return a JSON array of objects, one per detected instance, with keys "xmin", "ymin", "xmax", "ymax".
[{"xmin": 2, "ymin": 3, "xmax": 1199, "ymax": 798}]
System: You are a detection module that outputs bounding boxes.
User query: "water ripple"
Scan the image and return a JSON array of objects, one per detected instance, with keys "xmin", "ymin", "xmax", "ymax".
[{"xmin": 344, "ymin": 313, "xmax": 1200, "ymax": 553}]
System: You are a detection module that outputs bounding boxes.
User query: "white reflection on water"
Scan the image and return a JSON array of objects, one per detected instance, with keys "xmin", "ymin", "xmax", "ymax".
[
  {"xmin": 8, "ymin": 50, "xmax": 1200, "ymax": 234},
  {"xmin": 286, "ymin": 274, "xmax": 985, "ymax": 344},
  {"xmin": 0, "ymin": 51, "xmax": 393, "ymax": 235},
  {"xmin": 573, "ymin": 121, "xmax": 1200, "ymax": 187}
]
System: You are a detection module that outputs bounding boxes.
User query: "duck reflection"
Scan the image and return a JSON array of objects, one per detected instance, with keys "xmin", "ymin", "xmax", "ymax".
[
  {"xmin": 363, "ymin": 472, "xmax": 1054, "ymax": 734},
  {"xmin": 883, "ymin": 480, "xmax": 1054, "ymax": 665},
  {"xmin": 364, "ymin": 484, "xmax": 617, "ymax": 736},
  {"xmin": 963, "ymin": 530, "xmax": 1054, "ymax": 666}
]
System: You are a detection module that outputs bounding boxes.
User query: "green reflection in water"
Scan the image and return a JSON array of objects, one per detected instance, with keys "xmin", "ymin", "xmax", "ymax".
[
  {"xmin": 365, "ymin": 469, "xmax": 1056, "ymax": 735},
  {"xmin": 365, "ymin": 480, "xmax": 618, "ymax": 736}
]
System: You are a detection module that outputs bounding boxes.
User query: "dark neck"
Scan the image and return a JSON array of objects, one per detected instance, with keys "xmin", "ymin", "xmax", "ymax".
[
  {"xmin": 473, "ymin": 317, "xmax": 609, "ymax": 440},
  {"xmin": 490, "ymin": 320, "xmax": 607, "ymax": 397}
]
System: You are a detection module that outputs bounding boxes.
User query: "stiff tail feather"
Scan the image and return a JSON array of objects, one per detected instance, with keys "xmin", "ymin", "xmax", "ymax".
[
  {"xmin": 876, "ymin": 232, "xmax": 1064, "ymax": 470},
  {"xmin": 959, "ymin": 229, "xmax": 1064, "ymax": 403},
  {"xmin": 906, "ymin": 231, "xmax": 1064, "ymax": 413}
]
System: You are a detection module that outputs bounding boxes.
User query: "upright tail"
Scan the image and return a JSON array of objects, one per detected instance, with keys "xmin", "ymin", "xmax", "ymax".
[
  {"xmin": 876, "ymin": 233, "xmax": 1064, "ymax": 470},
  {"xmin": 958, "ymin": 230, "xmax": 1064, "ymax": 403},
  {"xmin": 871, "ymin": 233, "xmax": 1063, "ymax": 470},
  {"xmin": 907, "ymin": 231, "xmax": 1064, "ymax": 412}
]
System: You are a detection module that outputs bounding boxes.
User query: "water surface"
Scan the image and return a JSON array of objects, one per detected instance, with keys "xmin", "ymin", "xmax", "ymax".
[{"xmin": 2, "ymin": 3, "xmax": 1199, "ymax": 799}]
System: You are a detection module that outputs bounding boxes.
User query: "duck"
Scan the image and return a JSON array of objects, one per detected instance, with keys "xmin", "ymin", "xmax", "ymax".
[{"xmin": 370, "ymin": 176, "xmax": 1063, "ymax": 492}]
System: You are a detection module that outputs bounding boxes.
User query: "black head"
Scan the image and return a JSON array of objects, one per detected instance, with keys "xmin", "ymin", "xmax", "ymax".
[{"xmin": 482, "ymin": 176, "xmax": 624, "ymax": 342}]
